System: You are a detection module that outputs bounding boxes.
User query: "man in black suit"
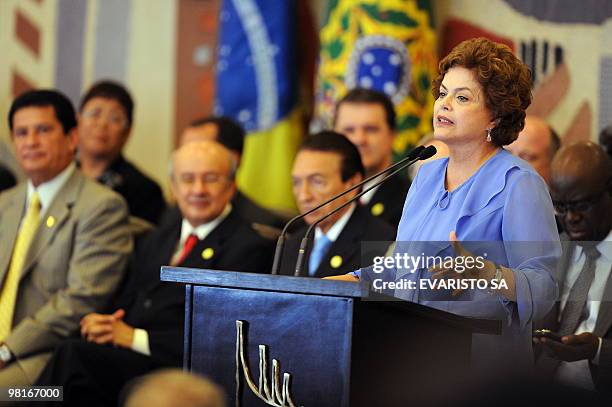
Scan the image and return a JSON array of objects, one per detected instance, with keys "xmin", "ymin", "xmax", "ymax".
[
  {"xmin": 280, "ymin": 131, "xmax": 395, "ymax": 278},
  {"xmin": 535, "ymin": 142, "xmax": 612, "ymax": 393},
  {"xmin": 334, "ymin": 88, "xmax": 410, "ymax": 229},
  {"xmin": 36, "ymin": 141, "xmax": 274, "ymax": 406},
  {"xmin": 181, "ymin": 116, "xmax": 285, "ymax": 231}
]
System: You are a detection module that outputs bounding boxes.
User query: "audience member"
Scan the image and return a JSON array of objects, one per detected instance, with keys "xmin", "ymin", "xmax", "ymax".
[
  {"xmin": 36, "ymin": 141, "xmax": 274, "ymax": 406},
  {"xmin": 280, "ymin": 131, "xmax": 395, "ymax": 277},
  {"xmin": 122, "ymin": 369, "xmax": 226, "ymax": 407},
  {"xmin": 535, "ymin": 141, "xmax": 612, "ymax": 393},
  {"xmin": 0, "ymin": 163, "xmax": 16, "ymax": 192},
  {"xmin": 181, "ymin": 116, "xmax": 285, "ymax": 230},
  {"xmin": 333, "ymin": 87, "xmax": 410, "ymax": 228},
  {"xmin": 507, "ymin": 115, "xmax": 560, "ymax": 185},
  {"xmin": 78, "ymin": 80, "xmax": 166, "ymax": 224},
  {"xmin": 0, "ymin": 137, "xmax": 24, "ymax": 182},
  {"xmin": 0, "ymin": 89, "xmax": 132, "ymax": 385}
]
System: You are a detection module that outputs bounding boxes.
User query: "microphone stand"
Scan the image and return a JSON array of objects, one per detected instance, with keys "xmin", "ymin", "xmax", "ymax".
[
  {"xmin": 270, "ymin": 146, "xmax": 425, "ymax": 275},
  {"xmin": 293, "ymin": 154, "xmax": 423, "ymax": 276}
]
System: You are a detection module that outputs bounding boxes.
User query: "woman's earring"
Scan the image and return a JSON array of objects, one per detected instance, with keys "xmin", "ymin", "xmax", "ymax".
[{"xmin": 486, "ymin": 129, "xmax": 492, "ymax": 143}]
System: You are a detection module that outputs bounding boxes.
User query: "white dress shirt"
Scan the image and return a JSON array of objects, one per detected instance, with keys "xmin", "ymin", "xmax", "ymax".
[
  {"xmin": 25, "ymin": 162, "xmax": 76, "ymax": 217},
  {"xmin": 313, "ymin": 203, "xmax": 355, "ymax": 244},
  {"xmin": 359, "ymin": 177, "xmax": 382, "ymax": 205}
]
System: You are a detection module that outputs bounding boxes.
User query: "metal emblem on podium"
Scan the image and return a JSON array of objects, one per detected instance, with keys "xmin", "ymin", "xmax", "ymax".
[{"xmin": 235, "ymin": 320, "xmax": 302, "ymax": 407}]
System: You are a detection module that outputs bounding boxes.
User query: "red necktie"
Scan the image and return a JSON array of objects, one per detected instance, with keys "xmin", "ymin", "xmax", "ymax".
[{"xmin": 175, "ymin": 234, "xmax": 199, "ymax": 265}]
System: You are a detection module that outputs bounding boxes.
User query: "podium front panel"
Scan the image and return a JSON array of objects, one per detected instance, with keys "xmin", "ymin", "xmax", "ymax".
[{"xmin": 189, "ymin": 285, "xmax": 354, "ymax": 407}]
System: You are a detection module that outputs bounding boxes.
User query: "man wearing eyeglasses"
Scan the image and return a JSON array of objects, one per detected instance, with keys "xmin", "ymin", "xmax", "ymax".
[
  {"xmin": 36, "ymin": 140, "xmax": 273, "ymax": 405},
  {"xmin": 78, "ymin": 81, "xmax": 166, "ymax": 224},
  {"xmin": 535, "ymin": 141, "xmax": 612, "ymax": 393}
]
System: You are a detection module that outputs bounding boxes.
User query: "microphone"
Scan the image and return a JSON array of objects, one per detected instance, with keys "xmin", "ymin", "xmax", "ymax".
[
  {"xmin": 294, "ymin": 145, "xmax": 437, "ymax": 277},
  {"xmin": 270, "ymin": 145, "xmax": 425, "ymax": 275},
  {"xmin": 417, "ymin": 145, "xmax": 437, "ymax": 160}
]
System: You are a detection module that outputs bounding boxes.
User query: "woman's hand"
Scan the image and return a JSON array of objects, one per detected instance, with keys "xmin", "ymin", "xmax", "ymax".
[
  {"xmin": 324, "ymin": 274, "xmax": 359, "ymax": 282},
  {"xmin": 428, "ymin": 231, "xmax": 516, "ymax": 299}
]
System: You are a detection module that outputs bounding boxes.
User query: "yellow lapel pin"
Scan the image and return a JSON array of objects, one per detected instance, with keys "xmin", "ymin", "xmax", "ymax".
[
  {"xmin": 201, "ymin": 247, "xmax": 214, "ymax": 260},
  {"xmin": 371, "ymin": 203, "xmax": 384, "ymax": 216},
  {"xmin": 330, "ymin": 255, "xmax": 343, "ymax": 269}
]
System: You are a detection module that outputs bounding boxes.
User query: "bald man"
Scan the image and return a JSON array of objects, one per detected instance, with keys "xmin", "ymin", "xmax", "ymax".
[
  {"xmin": 535, "ymin": 142, "xmax": 612, "ymax": 393},
  {"xmin": 507, "ymin": 116, "xmax": 560, "ymax": 185},
  {"xmin": 180, "ymin": 117, "xmax": 284, "ymax": 230},
  {"xmin": 124, "ymin": 369, "xmax": 226, "ymax": 407},
  {"xmin": 36, "ymin": 141, "xmax": 274, "ymax": 406}
]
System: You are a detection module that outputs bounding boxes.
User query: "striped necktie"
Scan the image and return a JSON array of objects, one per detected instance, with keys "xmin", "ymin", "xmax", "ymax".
[
  {"xmin": 559, "ymin": 245, "xmax": 601, "ymax": 336},
  {"xmin": 0, "ymin": 192, "xmax": 41, "ymax": 340}
]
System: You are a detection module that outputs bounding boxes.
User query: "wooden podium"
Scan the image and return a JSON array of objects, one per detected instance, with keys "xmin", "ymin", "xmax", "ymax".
[{"xmin": 161, "ymin": 267, "xmax": 500, "ymax": 407}]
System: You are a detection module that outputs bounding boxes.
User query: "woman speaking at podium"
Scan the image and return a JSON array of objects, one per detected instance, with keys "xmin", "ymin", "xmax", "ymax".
[{"xmin": 334, "ymin": 37, "xmax": 561, "ymax": 370}]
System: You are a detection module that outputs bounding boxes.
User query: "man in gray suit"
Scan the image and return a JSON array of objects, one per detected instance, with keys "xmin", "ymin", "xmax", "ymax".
[
  {"xmin": 535, "ymin": 141, "xmax": 612, "ymax": 393},
  {"xmin": 0, "ymin": 90, "xmax": 132, "ymax": 385}
]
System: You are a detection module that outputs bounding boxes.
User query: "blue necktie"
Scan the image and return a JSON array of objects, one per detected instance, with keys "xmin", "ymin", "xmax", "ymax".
[{"xmin": 309, "ymin": 235, "xmax": 332, "ymax": 276}]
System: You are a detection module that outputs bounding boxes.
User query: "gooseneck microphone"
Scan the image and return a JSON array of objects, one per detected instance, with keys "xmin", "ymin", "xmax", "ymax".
[
  {"xmin": 270, "ymin": 145, "xmax": 425, "ymax": 275},
  {"xmin": 293, "ymin": 145, "xmax": 437, "ymax": 277}
]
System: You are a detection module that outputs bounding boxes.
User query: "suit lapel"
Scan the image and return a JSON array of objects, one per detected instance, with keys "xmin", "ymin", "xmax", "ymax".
[
  {"xmin": 180, "ymin": 210, "xmax": 239, "ymax": 271},
  {"xmin": 369, "ymin": 177, "xmax": 394, "ymax": 207},
  {"xmin": 280, "ymin": 227, "xmax": 307, "ymax": 276},
  {"xmin": 557, "ymin": 239, "xmax": 575, "ymax": 288},
  {"xmin": 20, "ymin": 171, "xmax": 82, "ymax": 279},
  {"xmin": 0, "ymin": 185, "xmax": 27, "ymax": 282},
  {"xmin": 594, "ymin": 264, "xmax": 612, "ymax": 337},
  {"xmin": 315, "ymin": 206, "xmax": 364, "ymax": 278},
  {"xmin": 548, "ymin": 240, "xmax": 575, "ymax": 330},
  {"xmin": 140, "ymin": 209, "xmax": 182, "ymax": 292}
]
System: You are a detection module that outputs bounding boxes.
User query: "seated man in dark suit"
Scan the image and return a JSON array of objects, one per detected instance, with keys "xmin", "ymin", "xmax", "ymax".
[
  {"xmin": 77, "ymin": 80, "xmax": 166, "ymax": 224},
  {"xmin": 334, "ymin": 88, "xmax": 410, "ymax": 229},
  {"xmin": 181, "ymin": 116, "xmax": 285, "ymax": 230},
  {"xmin": 535, "ymin": 142, "xmax": 612, "ymax": 393},
  {"xmin": 36, "ymin": 140, "xmax": 274, "ymax": 406},
  {"xmin": 279, "ymin": 131, "xmax": 395, "ymax": 278}
]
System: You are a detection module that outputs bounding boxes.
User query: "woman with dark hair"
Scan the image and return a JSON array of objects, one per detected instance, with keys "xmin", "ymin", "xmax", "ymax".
[{"xmin": 337, "ymin": 38, "xmax": 561, "ymax": 370}]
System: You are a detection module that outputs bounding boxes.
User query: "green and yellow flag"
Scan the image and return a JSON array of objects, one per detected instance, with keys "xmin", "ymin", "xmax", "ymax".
[{"xmin": 315, "ymin": 0, "xmax": 437, "ymax": 155}]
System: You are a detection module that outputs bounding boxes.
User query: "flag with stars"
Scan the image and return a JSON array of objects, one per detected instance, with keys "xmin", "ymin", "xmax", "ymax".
[
  {"xmin": 214, "ymin": 0, "xmax": 303, "ymax": 212},
  {"xmin": 315, "ymin": 0, "xmax": 438, "ymax": 155}
]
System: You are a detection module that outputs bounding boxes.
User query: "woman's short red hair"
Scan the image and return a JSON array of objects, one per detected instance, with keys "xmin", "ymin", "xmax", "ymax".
[{"xmin": 432, "ymin": 37, "xmax": 533, "ymax": 146}]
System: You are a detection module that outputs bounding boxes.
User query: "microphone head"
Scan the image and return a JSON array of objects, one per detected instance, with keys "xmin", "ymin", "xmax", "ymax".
[
  {"xmin": 407, "ymin": 145, "xmax": 425, "ymax": 160},
  {"xmin": 419, "ymin": 145, "xmax": 437, "ymax": 160}
]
